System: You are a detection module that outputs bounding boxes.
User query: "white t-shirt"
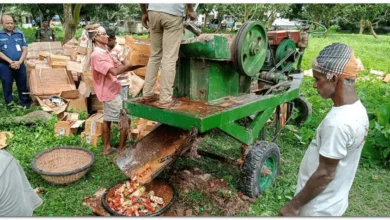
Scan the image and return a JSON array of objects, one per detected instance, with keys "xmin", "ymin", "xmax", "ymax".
[
  {"xmin": 0, "ymin": 151, "xmax": 43, "ymax": 216},
  {"xmin": 295, "ymin": 100, "xmax": 369, "ymax": 216}
]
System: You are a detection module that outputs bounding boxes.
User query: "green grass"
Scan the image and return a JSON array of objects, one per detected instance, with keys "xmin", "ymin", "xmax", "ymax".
[{"xmin": 1, "ymin": 32, "xmax": 390, "ymax": 216}]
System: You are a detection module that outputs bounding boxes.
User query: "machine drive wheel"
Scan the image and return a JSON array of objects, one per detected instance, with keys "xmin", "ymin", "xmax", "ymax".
[
  {"xmin": 242, "ymin": 141, "xmax": 280, "ymax": 198},
  {"xmin": 275, "ymin": 38, "xmax": 297, "ymax": 71},
  {"xmin": 290, "ymin": 96, "xmax": 312, "ymax": 126},
  {"xmin": 232, "ymin": 21, "xmax": 268, "ymax": 77}
]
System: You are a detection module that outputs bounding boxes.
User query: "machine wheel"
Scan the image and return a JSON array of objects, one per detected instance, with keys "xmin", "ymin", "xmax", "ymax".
[
  {"xmin": 242, "ymin": 141, "xmax": 280, "ymax": 198},
  {"xmin": 290, "ymin": 96, "xmax": 312, "ymax": 126},
  {"xmin": 232, "ymin": 21, "xmax": 268, "ymax": 77},
  {"xmin": 275, "ymin": 38, "xmax": 297, "ymax": 71}
]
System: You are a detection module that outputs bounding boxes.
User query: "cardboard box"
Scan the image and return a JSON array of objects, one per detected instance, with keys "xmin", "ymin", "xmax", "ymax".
[
  {"xmin": 383, "ymin": 74, "xmax": 390, "ymax": 83},
  {"xmin": 64, "ymin": 38, "xmax": 79, "ymax": 47},
  {"xmin": 133, "ymin": 67, "xmax": 146, "ymax": 77},
  {"xmin": 116, "ymin": 36, "xmax": 125, "ymax": 45},
  {"xmin": 76, "ymin": 55, "xmax": 86, "ymax": 63},
  {"xmin": 77, "ymin": 46, "xmax": 87, "ymax": 55},
  {"xmin": 66, "ymin": 60, "xmax": 86, "ymax": 73},
  {"xmin": 130, "ymin": 72, "xmax": 144, "ymax": 97},
  {"xmin": 125, "ymin": 36, "xmax": 151, "ymax": 66},
  {"xmin": 55, "ymin": 113, "xmax": 84, "ymax": 136},
  {"xmin": 60, "ymin": 90, "xmax": 88, "ymax": 113},
  {"xmin": 78, "ymin": 81, "xmax": 92, "ymax": 98},
  {"xmin": 81, "ymin": 71, "xmax": 94, "ymax": 87},
  {"xmin": 27, "ymin": 42, "xmax": 63, "ymax": 59},
  {"xmin": 47, "ymin": 54, "xmax": 71, "ymax": 67},
  {"xmin": 36, "ymin": 96, "xmax": 68, "ymax": 115},
  {"xmin": 90, "ymin": 95, "xmax": 103, "ymax": 112},
  {"xmin": 35, "ymin": 63, "xmax": 51, "ymax": 69},
  {"xmin": 29, "ymin": 68, "xmax": 76, "ymax": 98},
  {"xmin": 85, "ymin": 113, "xmax": 104, "ymax": 135},
  {"xmin": 39, "ymin": 51, "xmax": 51, "ymax": 60},
  {"xmin": 81, "ymin": 132, "xmax": 101, "ymax": 146},
  {"xmin": 63, "ymin": 47, "xmax": 77, "ymax": 56},
  {"xmin": 0, "ymin": 131, "xmax": 13, "ymax": 149},
  {"xmin": 71, "ymin": 49, "xmax": 79, "ymax": 61}
]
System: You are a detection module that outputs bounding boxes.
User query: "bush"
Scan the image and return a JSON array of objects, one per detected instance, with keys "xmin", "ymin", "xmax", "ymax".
[
  {"xmin": 18, "ymin": 26, "xmax": 84, "ymax": 43},
  {"xmin": 362, "ymin": 103, "xmax": 390, "ymax": 166}
]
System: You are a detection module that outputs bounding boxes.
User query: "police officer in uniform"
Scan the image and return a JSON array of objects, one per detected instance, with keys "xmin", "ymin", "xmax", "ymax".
[
  {"xmin": 0, "ymin": 15, "xmax": 31, "ymax": 108},
  {"xmin": 36, "ymin": 19, "xmax": 56, "ymax": 42}
]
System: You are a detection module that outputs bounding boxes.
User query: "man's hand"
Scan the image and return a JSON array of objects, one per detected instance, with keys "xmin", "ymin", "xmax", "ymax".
[
  {"xmin": 279, "ymin": 200, "xmax": 300, "ymax": 216},
  {"xmin": 187, "ymin": 11, "xmax": 197, "ymax": 21},
  {"xmin": 10, "ymin": 61, "xmax": 21, "ymax": 70},
  {"xmin": 141, "ymin": 13, "xmax": 149, "ymax": 29}
]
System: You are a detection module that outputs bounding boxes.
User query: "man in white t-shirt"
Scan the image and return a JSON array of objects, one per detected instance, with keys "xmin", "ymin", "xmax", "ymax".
[
  {"xmin": 0, "ymin": 150, "xmax": 43, "ymax": 216},
  {"xmin": 279, "ymin": 43, "xmax": 369, "ymax": 216}
]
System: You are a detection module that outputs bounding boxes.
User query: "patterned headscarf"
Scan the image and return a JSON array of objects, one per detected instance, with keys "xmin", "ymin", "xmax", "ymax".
[{"xmin": 312, "ymin": 43, "xmax": 358, "ymax": 80}]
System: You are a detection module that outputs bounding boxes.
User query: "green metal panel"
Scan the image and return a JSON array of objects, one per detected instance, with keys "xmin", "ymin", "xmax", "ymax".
[
  {"xmin": 126, "ymin": 87, "xmax": 300, "ymax": 134},
  {"xmin": 127, "ymin": 102, "xmax": 202, "ymax": 130},
  {"xmin": 208, "ymin": 61, "xmax": 239, "ymax": 100},
  {"xmin": 189, "ymin": 59, "xmax": 210, "ymax": 100},
  {"xmin": 219, "ymin": 107, "xmax": 274, "ymax": 145},
  {"xmin": 180, "ymin": 35, "xmax": 232, "ymax": 60},
  {"xmin": 174, "ymin": 58, "xmax": 190, "ymax": 98},
  {"xmin": 199, "ymin": 88, "xmax": 300, "ymax": 132}
]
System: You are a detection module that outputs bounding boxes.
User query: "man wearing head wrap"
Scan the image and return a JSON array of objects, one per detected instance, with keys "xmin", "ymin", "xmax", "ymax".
[
  {"xmin": 106, "ymin": 28, "xmax": 130, "ymax": 100},
  {"xmin": 90, "ymin": 25, "xmax": 144, "ymax": 155},
  {"xmin": 279, "ymin": 43, "xmax": 369, "ymax": 216}
]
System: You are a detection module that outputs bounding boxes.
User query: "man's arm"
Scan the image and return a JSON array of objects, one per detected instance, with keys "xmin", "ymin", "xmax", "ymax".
[
  {"xmin": 108, "ymin": 64, "xmax": 144, "ymax": 76},
  {"xmin": 140, "ymin": 4, "xmax": 149, "ymax": 29},
  {"xmin": 186, "ymin": 4, "xmax": 197, "ymax": 21},
  {"xmin": 279, "ymin": 155, "xmax": 339, "ymax": 216},
  {"xmin": 19, "ymin": 46, "xmax": 27, "ymax": 64},
  {"xmin": 0, "ymin": 52, "xmax": 13, "ymax": 64}
]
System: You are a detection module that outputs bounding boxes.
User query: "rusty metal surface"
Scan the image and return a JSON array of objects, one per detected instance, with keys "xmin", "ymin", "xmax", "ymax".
[{"xmin": 114, "ymin": 124, "xmax": 190, "ymax": 184}]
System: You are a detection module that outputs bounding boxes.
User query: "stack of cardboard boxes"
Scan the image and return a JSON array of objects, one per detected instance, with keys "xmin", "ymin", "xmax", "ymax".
[
  {"xmin": 26, "ymin": 35, "xmax": 161, "ymax": 147},
  {"xmin": 81, "ymin": 112, "xmax": 104, "ymax": 146}
]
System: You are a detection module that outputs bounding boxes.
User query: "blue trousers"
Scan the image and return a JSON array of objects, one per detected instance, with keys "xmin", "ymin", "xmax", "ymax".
[{"xmin": 0, "ymin": 63, "xmax": 31, "ymax": 107}]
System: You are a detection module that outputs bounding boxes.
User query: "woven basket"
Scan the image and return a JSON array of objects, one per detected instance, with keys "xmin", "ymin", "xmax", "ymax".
[
  {"xmin": 32, "ymin": 146, "xmax": 95, "ymax": 185},
  {"xmin": 101, "ymin": 178, "xmax": 177, "ymax": 216}
]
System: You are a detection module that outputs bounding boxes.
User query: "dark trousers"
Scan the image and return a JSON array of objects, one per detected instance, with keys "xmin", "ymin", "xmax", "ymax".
[{"xmin": 0, "ymin": 63, "xmax": 31, "ymax": 107}]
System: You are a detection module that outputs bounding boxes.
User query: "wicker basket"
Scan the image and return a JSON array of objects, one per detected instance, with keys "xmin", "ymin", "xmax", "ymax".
[{"xmin": 32, "ymin": 146, "xmax": 95, "ymax": 185}]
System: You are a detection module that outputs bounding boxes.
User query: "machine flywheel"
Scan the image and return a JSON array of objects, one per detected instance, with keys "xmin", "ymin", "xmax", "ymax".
[
  {"xmin": 232, "ymin": 21, "xmax": 268, "ymax": 77},
  {"xmin": 275, "ymin": 39, "xmax": 297, "ymax": 72}
]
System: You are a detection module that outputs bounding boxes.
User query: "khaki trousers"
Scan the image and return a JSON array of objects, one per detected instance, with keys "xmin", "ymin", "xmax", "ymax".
[{"xmin": 143, "ymin": 11, "xmax": 184, "ymax": 103}]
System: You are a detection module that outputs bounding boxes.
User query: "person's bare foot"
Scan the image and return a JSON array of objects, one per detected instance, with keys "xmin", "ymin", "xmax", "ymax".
[
  {"xmin": 102, "ymin": 147, "xmax": 116, "ymax": 156},
  {"xmin": 117, "ymin": 147, "xmax": 125, "ymax": 155}
]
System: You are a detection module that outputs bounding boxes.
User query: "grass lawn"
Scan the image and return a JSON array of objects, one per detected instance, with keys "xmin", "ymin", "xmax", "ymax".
[{"xmin": 1, "ymin": 32, "xmax": 390, "ymax": 216}]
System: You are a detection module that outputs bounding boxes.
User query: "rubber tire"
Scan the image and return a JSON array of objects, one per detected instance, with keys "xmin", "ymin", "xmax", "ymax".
[
  {"xmin": 242, "ymin": 141, "xmax": 280, "ymax": 198},
  {"xmin": 291, "ymin": 96, "xmax": 312, "ymax": 126}
]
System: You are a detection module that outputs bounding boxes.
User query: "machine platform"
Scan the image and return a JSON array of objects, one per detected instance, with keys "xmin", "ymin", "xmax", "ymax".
[{"xmin": 125, "ymin": 73, "xmax": 303, "ymax": 134}]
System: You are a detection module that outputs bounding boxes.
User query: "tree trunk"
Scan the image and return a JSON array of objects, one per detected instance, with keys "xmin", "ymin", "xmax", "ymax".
[
  {"xmin": 63, "ymin": 4, "xmax": 82, "ymax": 43},
  {"xmin": 63, "ymin": 4, "xmax": 74, "ymax": 44},
  {"xmin": 369, "ymin": 21, "xmax": 378, "ymax": 38},
  {"xmin": 244, "ymin": 4, "xmax": 248, "ymax": 22},
  {"xmin": 359, "ymin": 19, "xmax": 364, "ymax": 35},
  {"xmin": 39, "ymin": 10, "xmax": 43, "ymax": 28},
  {"xmin": 30, "ymin": 8, "xmax": 38, "ymax": 26}
]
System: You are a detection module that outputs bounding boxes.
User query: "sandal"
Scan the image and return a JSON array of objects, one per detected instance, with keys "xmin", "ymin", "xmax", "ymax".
[{"xmin": 157, "ymin": 100, "xmax": 180, "ymax": 109}]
